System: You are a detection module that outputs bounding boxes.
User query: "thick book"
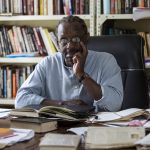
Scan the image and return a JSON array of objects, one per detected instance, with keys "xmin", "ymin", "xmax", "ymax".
[
  {"xmin": 85, "ymin": 127, "xmax": 145, "ymax": 149},
  {"xmin": 10, "ymin": 117, "xmax": 57, "ymax": 133},
  {"xmin": 10, "ymin": 105, "xmax": 93, "ymax": 120},
  {"xmin": 39, "ymin": 133, "xmax": 80, "ymax": 150},
  {"xmin": 133, "ymin": 7, "xmax": 150, "ymax": 21},
  {"xmin": 88, "ymin": 108, "xmax": 150, "ymax": 123}
]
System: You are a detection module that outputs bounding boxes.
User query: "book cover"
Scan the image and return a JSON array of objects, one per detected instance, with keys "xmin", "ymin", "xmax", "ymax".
[
  {"xmin": 10, "ymin": 117, "xmax": 57, "ymax": 133},
  {"xmin": 0, "ymin": 128, "xmax": 14, "ymax": 138},
  {"xmin": 39, "ymin": 133, "xmax": 80, "ymax": 150}
]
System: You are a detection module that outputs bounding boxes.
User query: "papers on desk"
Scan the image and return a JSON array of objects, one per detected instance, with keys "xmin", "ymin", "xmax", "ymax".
[
  {"xmin": 0, "ymin": 108, "xmax": 11, "ymax": 118},
  {"xmin": 135, "ymin": 133, "xmax": 150, "ymax": 146},
  {"xmin": 88, "ymin": 108, "xmax": 150, "ymax": 123},
  {"xmin": 0, "ymin": 128, "xmax": 34, "ymax": 149}
]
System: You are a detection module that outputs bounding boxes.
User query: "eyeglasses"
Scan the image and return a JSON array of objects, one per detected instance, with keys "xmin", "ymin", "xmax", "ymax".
[{"xmin": 59, "ymin": 37, "xmax": 81, "ymax": 46}]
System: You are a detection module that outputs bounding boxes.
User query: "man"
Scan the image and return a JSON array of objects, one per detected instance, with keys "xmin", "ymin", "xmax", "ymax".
[{"xmin": 15, "ymin": 15, "xmax": 123, "ymax": 112}]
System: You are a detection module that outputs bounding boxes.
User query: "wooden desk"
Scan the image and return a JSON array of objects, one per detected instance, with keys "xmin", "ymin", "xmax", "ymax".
[{"xmin": 0, "ymin": 119, "xmax": 141, "ymax": 150}]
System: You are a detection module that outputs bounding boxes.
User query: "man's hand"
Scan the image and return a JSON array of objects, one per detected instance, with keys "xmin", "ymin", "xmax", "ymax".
[
  {"xmin": 63, "ymin": 99, "xmax": 87, "ymax": 106},
  {"xmin": 72, "ymin": 42, "xmax": 88, "ymax": 79}
]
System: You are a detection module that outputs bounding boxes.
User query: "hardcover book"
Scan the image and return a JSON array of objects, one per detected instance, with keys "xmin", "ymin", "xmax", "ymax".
[
  {"xmin": 39, "ymin": 133, "xmax": 80, "ymax": 150},
  {"xmin": 10, "ymin": 117, "xmax": 57, "ymax": 133}
]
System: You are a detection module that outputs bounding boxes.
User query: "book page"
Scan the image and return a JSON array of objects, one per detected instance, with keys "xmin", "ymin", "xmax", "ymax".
[
  {"xmin": 0, "ymin": 128, "xmax": 34, "ymax": 146},
  {"xmin": 116, "ymin": 108, "xmax": 143, "ymax": 117},
  {"xmin": 89, "ymin": 108, "xmax": 144, "ymax": 122}
]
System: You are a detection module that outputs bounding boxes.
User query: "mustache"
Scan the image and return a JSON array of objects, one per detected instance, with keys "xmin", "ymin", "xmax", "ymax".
[{"xmin": 62, "ymin": 48, "xmax": 81, "ymax": 56}]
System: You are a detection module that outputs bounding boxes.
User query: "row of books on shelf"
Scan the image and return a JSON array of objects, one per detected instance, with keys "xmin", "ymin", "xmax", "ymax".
[
  {"xmin": 102, "ymin": 24, "xmax": 150, "ymax": 57},
  {"xmin": 0, "ymin": 0, "xmax": 89, "ymax": 16},
  {"xmin": 0, "ymin": 25, "xmax": 58, "ymax": 57},
  {"xmin": 102, "ymin": 0, "xmax": 150, "ymax": 14},
  {"xmin": 0, "ymin": 65, "xmax": 35, "ymax": 99}
]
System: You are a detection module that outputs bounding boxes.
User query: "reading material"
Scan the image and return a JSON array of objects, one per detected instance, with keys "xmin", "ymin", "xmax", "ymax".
[
  {"xmin": 0, "ymin": 128, "xmax": 34, "ymax": 149},
  {"xmin": 10, "ymin": 105, "xmax": 91, "ymax": 120},
  {"xmin": 88, "ymin": 108, "xmax": 150, "ymax": 123},
  {"xmin": 135, "ymin": 133, "xmax": 150, "ymax": 146},
  {"xmin": 10, "ymin": 117, "xmax": 57, "ymax": 133},
  {"xmin": 133, "ymin": 7, "xmax": 150, "ymax": 21},
  {"xmin": 85, "ymin": 127, "xmax": 145, "ymax": 149},
  {"xmin": 39, "ymin": 133, "xmax": 81, "ymax": 150}
]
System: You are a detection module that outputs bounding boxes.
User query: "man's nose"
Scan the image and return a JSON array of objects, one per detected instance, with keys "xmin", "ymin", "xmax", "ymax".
[{"xmin": 66, "ymin": 41, "xmax": 74, "ymax": 48}]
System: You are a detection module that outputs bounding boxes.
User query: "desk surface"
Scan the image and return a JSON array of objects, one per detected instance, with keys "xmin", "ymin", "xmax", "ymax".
[{"xmin": 0, "ymin": 118, "xmax": 143, "ymax": 150}]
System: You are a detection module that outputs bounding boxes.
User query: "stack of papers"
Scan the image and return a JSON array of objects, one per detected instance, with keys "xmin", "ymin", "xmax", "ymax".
[
  {"xmin": 88, "ymin": 108, "xmax": 150, "ymax": 123},
  {"xmin": 0, "ymin": 128, "xmax": 34, "ymax": 149},
  {"xmin": 0, "ymin": 108, "xmax": 11, "ymax": 118}
]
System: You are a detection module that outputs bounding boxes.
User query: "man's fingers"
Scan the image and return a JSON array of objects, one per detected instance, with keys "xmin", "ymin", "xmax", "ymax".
[{"xmin": 80, "ymin": 41, "xmax": 87, "ymax": 56}]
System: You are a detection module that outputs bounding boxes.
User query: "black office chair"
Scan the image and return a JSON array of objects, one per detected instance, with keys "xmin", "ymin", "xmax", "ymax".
[{"xmin": 87, "ymin": 35, "xmax": 149, "ymax": 109}]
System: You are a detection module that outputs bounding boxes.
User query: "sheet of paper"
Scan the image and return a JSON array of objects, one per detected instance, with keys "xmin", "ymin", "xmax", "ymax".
[
  {"xmin": 135, "ymin": 133, "xmax": 150, "ymax": 146},
  {"xmin": 0, "ymin": 128, "xmax": 34, "ymax": 146},
  {"xmin": 0, "ymin": 109, "xmax": 11, "ymax": 118},
  {"xmin": 67, "ymin": 127, "xmax": 88, "ymax": 136}
]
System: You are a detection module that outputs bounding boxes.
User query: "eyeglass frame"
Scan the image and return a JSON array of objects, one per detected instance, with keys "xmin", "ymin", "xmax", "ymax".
[{"xmin": 58, "ymin": 37, "xmax": 81, "ymax": 46}]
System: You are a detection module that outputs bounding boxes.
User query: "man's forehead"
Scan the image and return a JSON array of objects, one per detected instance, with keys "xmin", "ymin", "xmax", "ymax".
[{"xmin": 57, "ymin": 22, "xmax": 84, "ymax": 34}]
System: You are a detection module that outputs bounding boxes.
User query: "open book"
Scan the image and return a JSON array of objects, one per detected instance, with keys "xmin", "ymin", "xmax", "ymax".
[
  {"xmin": 10, "ymin": 105, "xmax": 91, "ymax": 120},
  {"xmin": 88, "ymin": 108, "xmax": 150, "ymax": 123}
]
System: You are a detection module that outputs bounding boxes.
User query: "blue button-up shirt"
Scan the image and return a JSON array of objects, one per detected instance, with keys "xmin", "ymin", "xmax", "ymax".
[{"xmin": 15, "ymin": 50, "xmax": 123, "ymax": 111}]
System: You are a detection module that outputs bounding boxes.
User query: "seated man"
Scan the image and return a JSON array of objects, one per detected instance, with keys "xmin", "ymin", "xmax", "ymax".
[{"xmin": 15, "ymin": 15, "xmax": 123, "ymax": 112}]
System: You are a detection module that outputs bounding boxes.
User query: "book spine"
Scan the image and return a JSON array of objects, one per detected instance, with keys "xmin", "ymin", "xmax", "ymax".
[
  {"xmin": 34, "ymin": 0, "xmax": 38, "ymax": 15},
  {"xmin": 103, "ymin": 0, "xmax": 110, "ymax": 14},
  {"xmin": 47, "ymin": 0, "xmax": 53, "ymax": 15}
]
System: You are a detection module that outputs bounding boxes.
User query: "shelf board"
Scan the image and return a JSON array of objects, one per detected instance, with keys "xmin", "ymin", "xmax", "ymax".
[
  {"xmin": 0, "ymin": 99, "xmax": 14, "ymax": 106},
  {"xmin": 0, "ymin": 57, "xmax": 44, "ymax": 65},
  {"xmin": 99, "ymin": 14, "xmax": 133, "ymax": 20},
  {"xmin": 0, "ymin": 15, "xmax": 91, "ymax": 21}
]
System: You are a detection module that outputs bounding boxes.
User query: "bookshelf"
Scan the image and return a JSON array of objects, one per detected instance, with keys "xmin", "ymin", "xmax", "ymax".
[
  {"xmin": 96, "ymin": 0, "xmax": 150, "ymax": 35},
  {"xmin": 0, "ymin": 0, "xmax": 96, "ymax": 106}
]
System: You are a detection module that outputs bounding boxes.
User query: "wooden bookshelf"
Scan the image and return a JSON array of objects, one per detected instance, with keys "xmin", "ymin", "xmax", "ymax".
[{"xmin": 0, "ymin": 0, "xmax": 96, "ymax": 106}]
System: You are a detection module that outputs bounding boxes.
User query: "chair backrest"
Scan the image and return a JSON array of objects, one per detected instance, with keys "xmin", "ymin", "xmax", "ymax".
[{"xmin": 87, "ymin": 35, "xmax": 149, "ymax": 109}]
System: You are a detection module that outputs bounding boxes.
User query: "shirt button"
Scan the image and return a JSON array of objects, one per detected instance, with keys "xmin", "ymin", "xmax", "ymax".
[{"xmin": 74, "ymin": 86, "xmax": 78, "ymax": 89}]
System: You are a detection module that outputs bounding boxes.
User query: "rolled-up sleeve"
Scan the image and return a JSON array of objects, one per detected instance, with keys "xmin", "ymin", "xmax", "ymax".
[{"xmin": 94, "ymin": 54, "xmax": 123, "ymax": 112}]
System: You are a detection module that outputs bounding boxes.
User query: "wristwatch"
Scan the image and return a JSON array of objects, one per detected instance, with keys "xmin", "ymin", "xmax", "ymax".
[{"xmin": 79, "ymin": 73, "xmax": 89, "ymax": 83}]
